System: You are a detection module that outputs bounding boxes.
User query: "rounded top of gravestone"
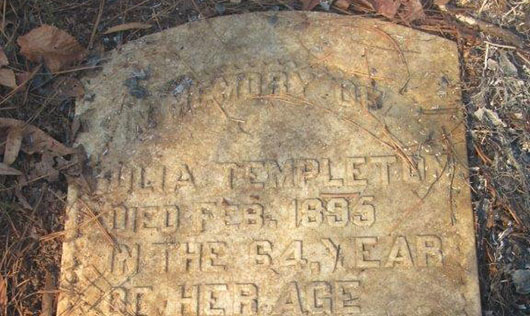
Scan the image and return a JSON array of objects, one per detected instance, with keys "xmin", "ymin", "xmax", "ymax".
[{"xmin": 76, "ymin": 12, "xmax": 459, "ymax": 167}]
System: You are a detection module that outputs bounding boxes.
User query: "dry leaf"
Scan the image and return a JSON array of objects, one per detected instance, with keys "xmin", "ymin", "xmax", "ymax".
[
  {"xmin": 370, "ymin": 0, "xmax": 401, "ymax": 18},
  {"xmin": 334, "ymin": 0, "xmax": 353, "ymax": 9},
  {"xmin": 0, "ymin": 274, "xmax": 6, "ymax": 311},
  {"xmin": 32, "ymin": 152, "xmax": 60, "ymax": 182},
  {"xmin": 15, "ymin": 188, "xmax": 33, "ymax": 210},
  {"xmin": 400, "ymin": 0, "xmax": 425, "ymax": 22},
  {"xmin": 301, "ymin": 0, "xmax": 321, "ymax": 10},
  {"xmin": 17, "ymin": 25, "xmax": 87, "ymax": 73},
  {"xmin": 103, "ymin": 22, "xmax": 153, "ymax": 34},
  {"xmin": 0, "ymin": 47, "xmax": 8, "ymax": 67},
  {"xmin": 0, "ymin": 162, "xmax": 22, "ymax": 175},
  {"xmin": 0, "ymin": 68, "xmax": 16, "ymax": 88},
  {"xmin": 52, "ymin": 77, "xmax": 85, "ymax": 99},
  {"xmin": 4, "ymin": 127, "xmax": 23, "ymax": 165},
  {"xmin": 0, "ymin": 118, "xmax": 75, "ymax": 156}
]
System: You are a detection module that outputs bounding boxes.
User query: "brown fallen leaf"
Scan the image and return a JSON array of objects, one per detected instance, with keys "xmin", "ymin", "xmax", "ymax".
[
  {"xmin": 31, "ymin": 152, "xmax": 60, "ymax": 182},
  {"xmin": 17, "ymin": 25, "xmax": 87, "ymax": 73},
  {"xmin": 15, "ymin": 188, "xmax": 33, "ymax": 210},
  {"xmin": 0, "ymin": 162, "xmax": 22, "ymax": 175},
  {"xmin": 0, "ymin": 68, "xmax": 16, "ymax": 88},
  {"xmin": 3, "ymin": 127, "xmax": 23, "ymax": 165},
  {"xmin": 334, "ymin": 0, "xmax": 353, "ymax": 9},
  {"xmin": 0, "ymin": 118, "xmax": 75, "ymax": 156},
  {"xmin": 400, "ymin": 0, "xmax": 425, "ymax": 22},
  {"xmin": 0, "ymin": 274, "xmax": 6, "ymax": 311},
  {"xmin": 370, "ymin": 0, "xmax": 401, "ymax": 18},
  {"xmin": 52, "ymin": 77, "xmax": 85, "ymax": 99},
  {"xmin": 0, "ymin": 47, "xmax": 8, "ymax": 67},
  {"xmin": 300, "ymin": 0, "xmax": 321, "ymax": 10},
  {"xmin": 103, "ymin": 22, "xmax": 153, "ymax": 34}
]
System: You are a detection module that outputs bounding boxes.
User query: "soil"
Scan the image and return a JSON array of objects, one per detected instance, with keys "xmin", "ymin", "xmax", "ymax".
[{"xmin": 0, "ymin": 0, "xmax": 528, "ymax": 315}]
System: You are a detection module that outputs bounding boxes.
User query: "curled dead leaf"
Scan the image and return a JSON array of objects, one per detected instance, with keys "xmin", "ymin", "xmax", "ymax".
[
  {"xmin": 0, "ymin": 118, "xmax": 75, "ymax": 156},
  {"xmin": 0, "ymin": 47, "xmax": 8, "ymax": 67},
  {"xmin": 17, "ymin": 25, "xmax": 87, "ymax": 73},
  {"xmin": 103, "ymin": 22, "xmax": 153, "ymax": 34},
  {"xmin": 0, "ymin": 68, "xmax": 17, "ymax": 88},
  {"xmin": 0, "ymin": 162, "xmax": 22, "ymax": 175},
  {"xmin": 4, "ymin": 127, "xmax": 23, "ymax": 165}
]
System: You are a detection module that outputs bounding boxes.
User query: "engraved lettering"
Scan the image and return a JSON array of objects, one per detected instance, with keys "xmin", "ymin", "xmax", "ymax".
[
  {"xmin": 111, "ymin": 243, "xmax": 140, "ymax": 275},
  {"xmin": 417, "ymin": 235, "xmax": 443, "ymax": 267},
  {"xmin": 250, "ymin": 240, "xmax": 273, "ymax": 266},
  {"xmin": 202, "ymin": 284, "xmax": 229, "ymax": 315},
  {"xmin": 233, "ymin": 283, "xmax": 259, "ymax": 315},
  {"xmin": 370, "ymin": 156, "xmax": 397, "ymax": 186},
  {"xmin": 335, "ymin": 280, "xmax": 361, "ymax": 314},
  {"xmin": 203, "ymin": 241, "xmax": 228, "ymax": 271},
  {"xmin": 385, "ymin": 236, "xmax": 414, "ymax": 267},
  {"xmin": 307, "ymin": 281, "xmax": 332, "ymax": 314},
  {"xmin": 274, "ymin": 282, "xmax": 304, "ymax": 314},
  {"xmin": 355, "ymin": 237, "xmax": 380, "ymax": 268}
]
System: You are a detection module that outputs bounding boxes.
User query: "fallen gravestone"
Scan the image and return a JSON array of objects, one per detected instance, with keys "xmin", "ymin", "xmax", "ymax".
[{"xmin": 58, "ymin": 12, "xmax": 481, "ymax": 316}]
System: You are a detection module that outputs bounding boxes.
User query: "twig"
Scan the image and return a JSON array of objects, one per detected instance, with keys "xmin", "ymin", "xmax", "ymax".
[
  {"xmin": 439, "ymin": 5, "xmax": 525, "ymax": 49},
  {"xmin": 371, "ymin": 26, "xmax": 411, "ymax": 93},
  {"xmin": 40, "ymin": 271, "xmax": 54, "ymax": 316},
  {"xmin": 89, "ymin": 0, "xmax": 105, "ymax": 49},
  {"xmin": 484, "ymin": 41, "xmax": 517, "ymax": 50},
  {"xmin": 0, "ymin": 65, "xmax": 41, "ymax": 107},
  {"xmin": 76, "ymin": 198, "xmax": 117, "ymax": 250}
]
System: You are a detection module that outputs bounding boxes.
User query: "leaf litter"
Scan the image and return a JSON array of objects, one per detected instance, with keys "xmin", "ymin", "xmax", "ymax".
[
  {"xmin": 0, "ymin": 47, "xmax": 16, "ymax": 89},
  {"xmin": 17, "ymin": 25, "xmax": 87, "ymax": 73},
  {"xmin": 0, "ymin": 118, "xmax": 76, "ymax": 178},
  {"xmin": 0, "ymin": 68, "xmax": 16, "ymax": 89}
]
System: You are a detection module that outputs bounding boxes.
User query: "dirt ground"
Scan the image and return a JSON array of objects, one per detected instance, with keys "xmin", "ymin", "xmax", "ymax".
[{"xmin": 0, "ymin": 0, "xmax": 528, "ymax": 315}]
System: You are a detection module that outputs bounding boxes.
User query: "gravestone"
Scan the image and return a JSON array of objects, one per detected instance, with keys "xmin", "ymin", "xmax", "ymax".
[{"xmin": 58, "ymin": 12, "xmax": 481, "ymax": 316}]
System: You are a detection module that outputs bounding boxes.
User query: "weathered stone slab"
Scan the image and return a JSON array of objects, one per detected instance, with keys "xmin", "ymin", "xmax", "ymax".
[{"xmin": 58, "ymin": 12, "xmax": 481, "ymax": 316}]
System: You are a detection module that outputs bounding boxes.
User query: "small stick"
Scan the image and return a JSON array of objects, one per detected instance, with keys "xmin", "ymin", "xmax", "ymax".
[
  {"xmin": 439, "ymin": 5, "xmax": 525, "ymax": 48},
  {"xmin": 89, "ymin": 0, "xmax": 105, "ymax": 49},
  {"xmin": 484, "ymin": 41, "xmax": 516, "ymax": 50},
  {"xmin": 77, "ymin": 198, "xmax": 117, "ymax": 250}
]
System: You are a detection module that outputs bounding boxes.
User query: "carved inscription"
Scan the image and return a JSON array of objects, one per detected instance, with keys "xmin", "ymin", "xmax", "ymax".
[
  {"xmin": 220, "ymin": 156, "xmax": 427, "ymax": 190},
  {"xmin": 174, "ymin": 64, "xmax": 385, "ymax": 114},
  {"xmin": 108, "ymin": 235, "xmax": 443, "ymax": 278},
  {"xmin": 295, "ymin": 197, "xmax": 375, "ymax": 227},
  {"xmin": 106, "ymin": 204, "xmax": 179, "ymax": 233},
  {"xmin": 85, "ymin": 153, "xmax": 452, "ymax": 316},
  {"xmin": 96, "ymin": 155, "xmax": 433, "ymax": 194}
]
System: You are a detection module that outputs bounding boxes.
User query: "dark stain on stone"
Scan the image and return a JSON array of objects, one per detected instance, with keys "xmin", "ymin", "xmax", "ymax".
[
  {"xmin": 268, "ymin": 15, "xmax": 278, "ymax": 25},
  {"xmin": 124, "ymin": 67, "xmax": 150, "ymax": 99}
]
